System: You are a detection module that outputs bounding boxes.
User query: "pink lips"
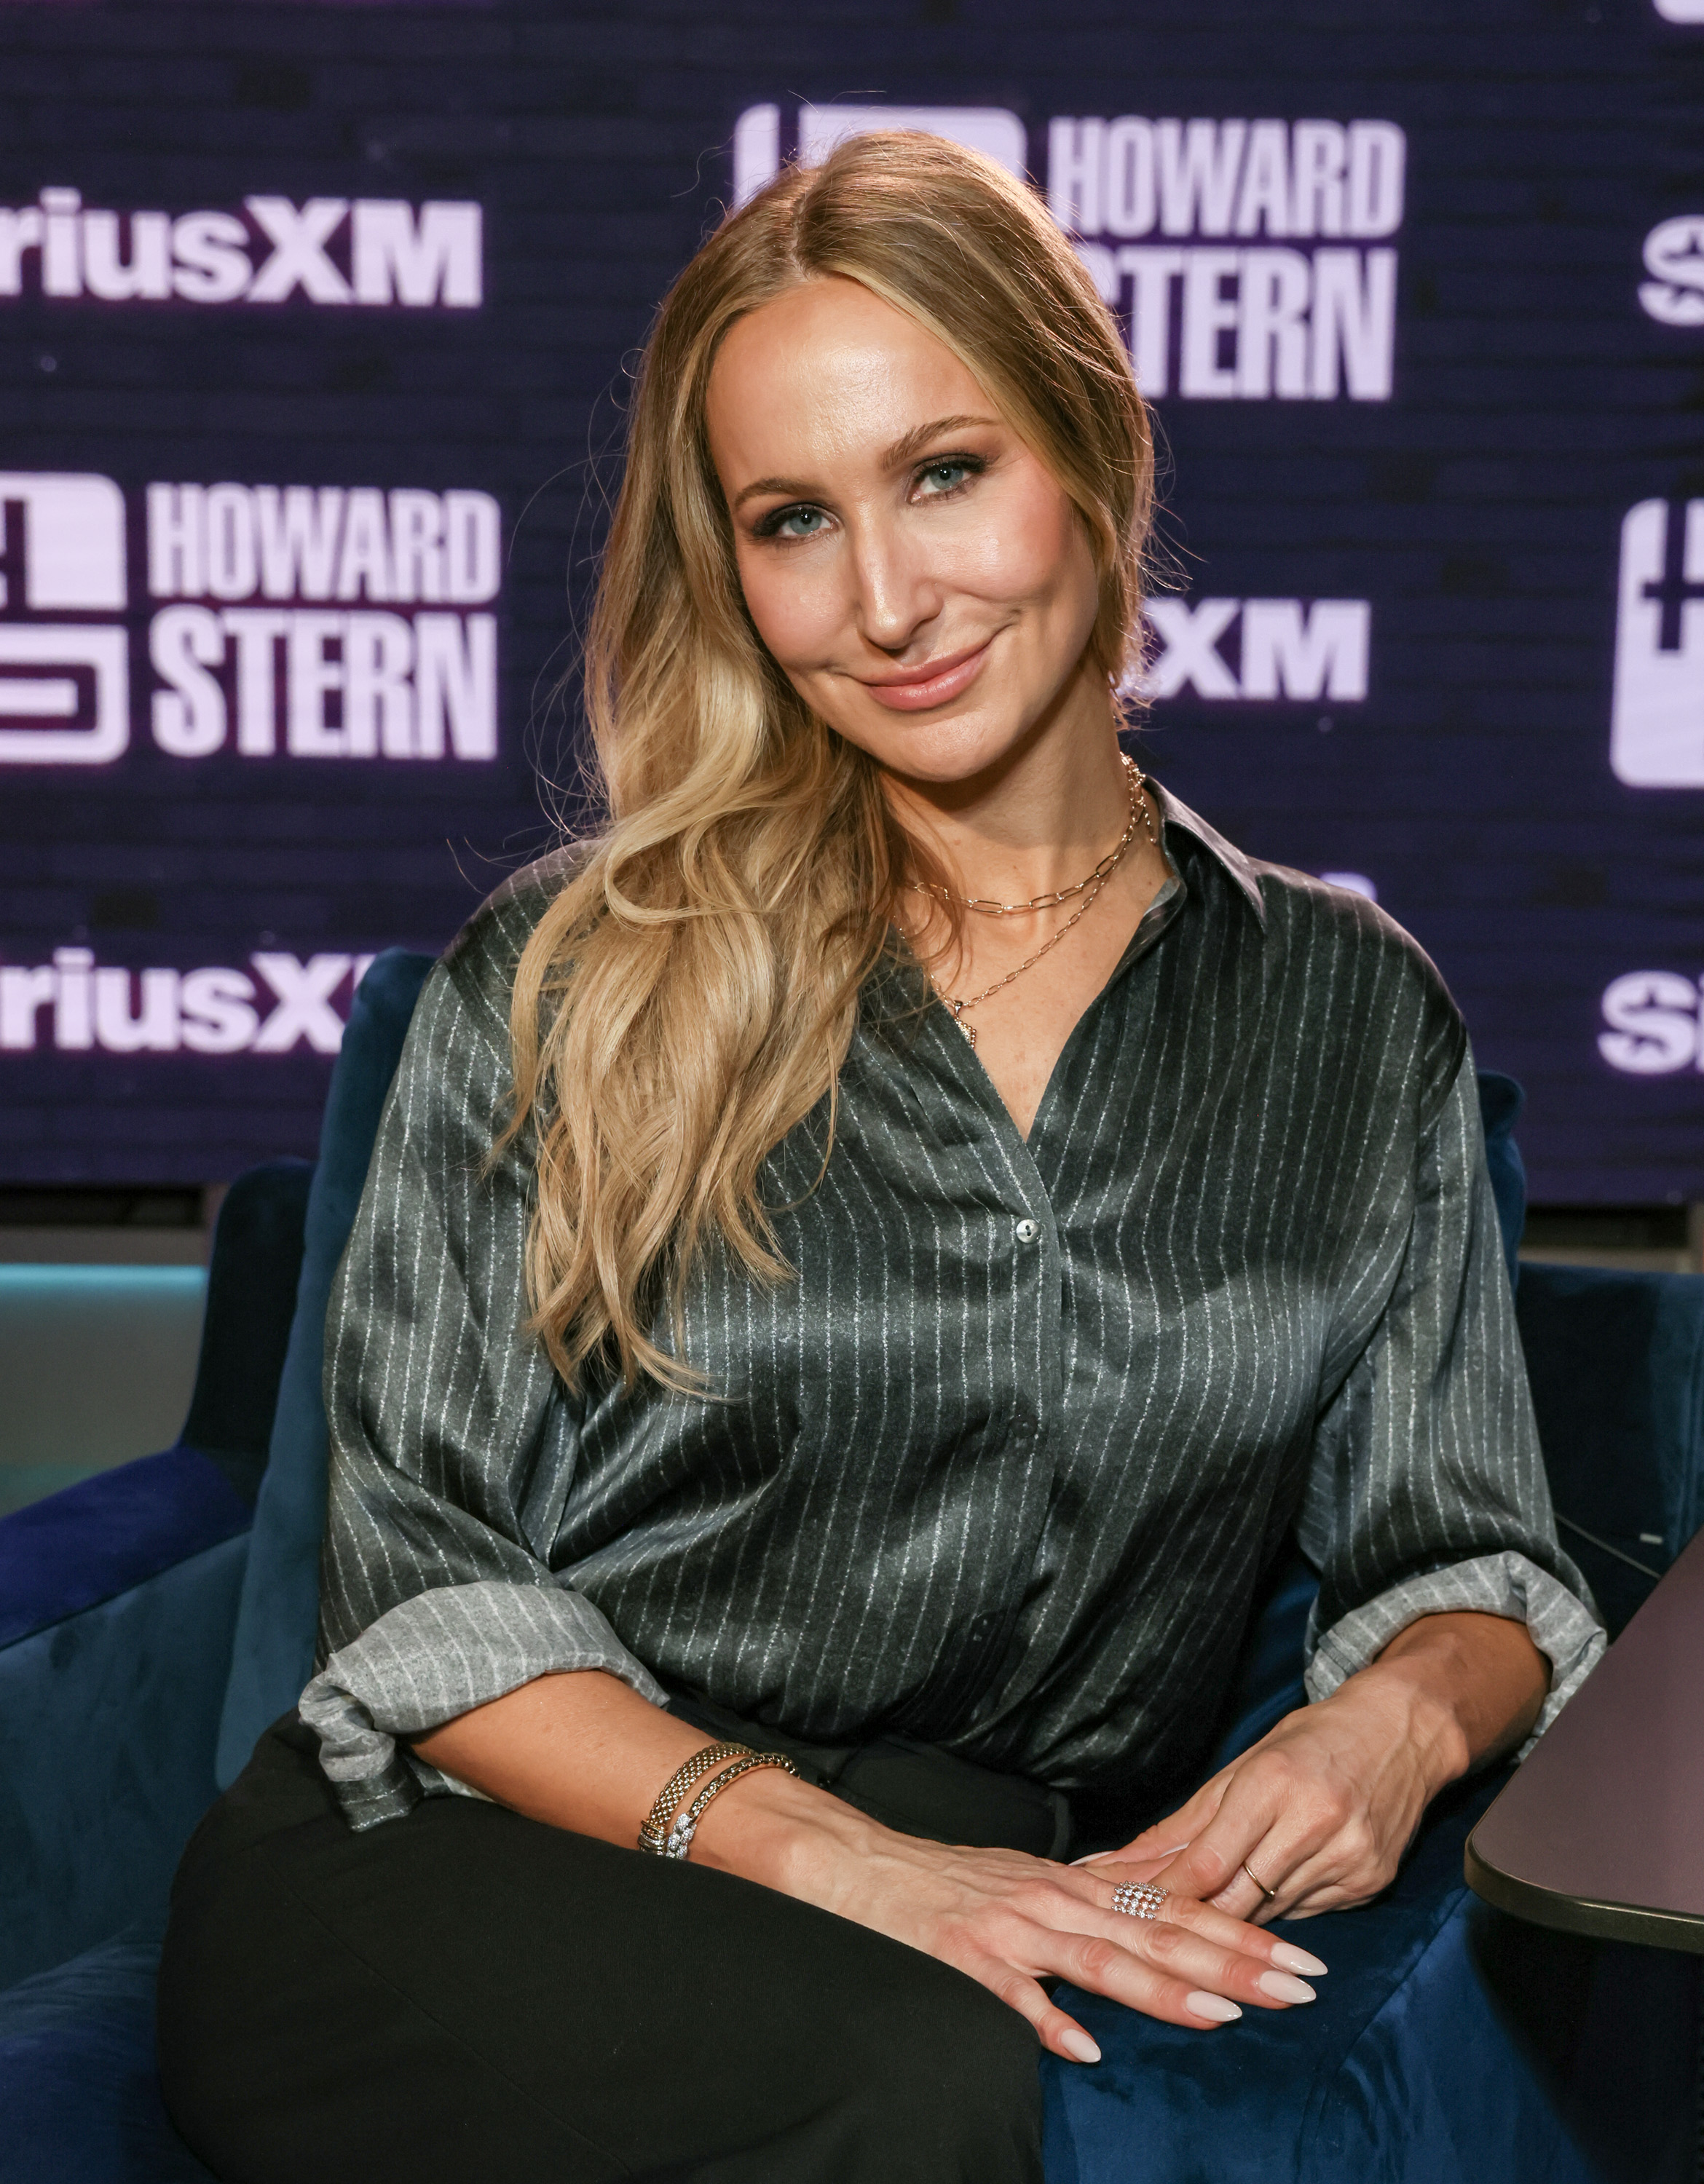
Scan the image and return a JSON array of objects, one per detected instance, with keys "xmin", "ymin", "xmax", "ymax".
[{"xmin": 859, "ymin": 640, "xmax": 991, "ymax": 712}]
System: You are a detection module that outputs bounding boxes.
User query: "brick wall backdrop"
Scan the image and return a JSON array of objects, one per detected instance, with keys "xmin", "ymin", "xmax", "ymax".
[{"xmin": 0, "ymin": 0, "xmax": 1699, "ymax": 1200}]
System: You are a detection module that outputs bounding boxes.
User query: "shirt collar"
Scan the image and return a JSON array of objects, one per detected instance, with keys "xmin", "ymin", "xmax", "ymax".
[{"xmin": 1145, "ymin": 777, "xmax": 1267, "ymax": 930}]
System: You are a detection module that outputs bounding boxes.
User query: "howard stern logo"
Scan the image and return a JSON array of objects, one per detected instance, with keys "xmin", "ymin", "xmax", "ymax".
[
  {"xmin": 0, "ymin": 473, "xmax": 500, "ymax": 766},
  {"xmin": 733, "ymin": 105, "xmax": 1403, "ymax": 400},
  {"xmin": 0, "ymin": 190, "xmax": 481, "ymax": 308}
]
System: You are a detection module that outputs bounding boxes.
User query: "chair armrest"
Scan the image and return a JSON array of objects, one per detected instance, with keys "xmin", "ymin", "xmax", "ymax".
[
  {"xmin": 0, "ymin": 1444, "xmax": 251, "ymax": 1648},
  {"xmin": 0, "ymin": 1454, "xmax": 253, "ymax": 1989}
]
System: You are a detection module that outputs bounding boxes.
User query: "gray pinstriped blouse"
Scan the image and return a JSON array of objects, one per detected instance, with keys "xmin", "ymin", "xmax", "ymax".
[{"xmin": 301, "ymin": 787, "xmax": 1603, "ymax": 1830}]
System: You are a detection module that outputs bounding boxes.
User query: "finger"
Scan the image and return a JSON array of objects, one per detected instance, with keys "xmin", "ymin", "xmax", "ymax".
[
  {"xmin": 1204, "ymin": 1836, "xmax": 1292, "ymax": 1923},
  {"xmin": 982, "ymin": 1963, "xmax": 1105, "ymax": 2065},
  {"xmin": 1210, "ymin": 1813, "xmax": 1398, "ymax": 1925},
  {"xmin": 1071, "ymin": 1850, "xmax": 1175, "ymax": 1880},
  {"xmin": 1021, "ymin": 1876, "xmax": 1322, "ymax": 2015},
  {"xmin": 1153, "ymin": 1805, "xmax": 1287, "ymax": 1910},
  {"xmin": 1156, "ymin": 1772, "xmax": 1337, "ymax": 1915},
  {"xmin": 1091, "ymin": 1880, "xmax": 1328, "ymax": 1979},
  {"xmin": 1043, "ymin": 1910, "xmax": 1314, "ymax": 2026},
  {"xmin": 1254, "ymin": 1843, "xmax": 1387, "ymax": 1923}
]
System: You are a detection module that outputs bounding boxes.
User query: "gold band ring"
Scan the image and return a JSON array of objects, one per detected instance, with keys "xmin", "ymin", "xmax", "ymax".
[{"xmin": 1241, "ymin": 1859, "xmax": 1279, "ymax": 1902}]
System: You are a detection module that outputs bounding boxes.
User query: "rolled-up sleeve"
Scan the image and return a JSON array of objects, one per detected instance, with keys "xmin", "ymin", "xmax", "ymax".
[
  {"xmin": 299, "ymin": 930, "xmax": 665, "ymax": 1830},
  {"xmin": 1296, "ymin": 1059, "xmax": 1605, "ymax": 1752}
]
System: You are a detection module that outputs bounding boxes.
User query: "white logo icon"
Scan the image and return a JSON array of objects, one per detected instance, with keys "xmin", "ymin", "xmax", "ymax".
[
  {"xmin": 0, "ymin": 472, "xmax": 129, "ymax": 764},
  {"xmin": 733, "ymin": 103, "xmax": 1025, "ymax": 208},
  {"xmin": 1639, "ymin": 217, "xmax": 1704, "ymax": 327},
  {"xmin": 1611, "ymin": 500, "xmax": 1704, "ymax": 786}
]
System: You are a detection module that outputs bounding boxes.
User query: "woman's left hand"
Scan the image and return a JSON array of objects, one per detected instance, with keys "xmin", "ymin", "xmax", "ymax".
[{"xmin": 1084, "ymin": 1610, "xmax": 1550, "ymax": 1924}]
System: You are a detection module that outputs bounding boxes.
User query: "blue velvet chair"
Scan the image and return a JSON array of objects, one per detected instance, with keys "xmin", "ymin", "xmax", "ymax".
[{"xmin": 1, "ymin": 963, "xmax": 1698, "ymax": 2183}]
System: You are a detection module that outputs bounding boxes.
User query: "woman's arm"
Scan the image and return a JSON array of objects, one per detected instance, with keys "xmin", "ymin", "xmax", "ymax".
[
  {"xmin": 1105, "ymin": 1059, "xmax": 1601, "ymax": 1926},
  {"xmin": 413, "ymin": 1669, "xmax": 1330, "ymax": 2066},
  {"xmin": 1099, "ymin": 1608, "xmax": 1547, "ymax": 1922}
]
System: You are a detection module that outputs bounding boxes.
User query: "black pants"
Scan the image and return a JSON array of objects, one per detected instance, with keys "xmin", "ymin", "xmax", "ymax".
[{"xmin": 157, "ymin": 1717, "xmax": 1045, "ymax": 2184}]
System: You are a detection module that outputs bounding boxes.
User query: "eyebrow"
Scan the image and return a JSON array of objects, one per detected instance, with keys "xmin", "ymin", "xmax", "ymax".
[{"xmin": 731, "ymin": 414, "xmax": 1003, "ymax": 510}]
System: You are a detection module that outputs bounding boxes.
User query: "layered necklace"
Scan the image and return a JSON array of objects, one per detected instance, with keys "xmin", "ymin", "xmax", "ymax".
[{"xmin": 908, "ymin": 755, "xmax": 1159, "ymax": 1052}]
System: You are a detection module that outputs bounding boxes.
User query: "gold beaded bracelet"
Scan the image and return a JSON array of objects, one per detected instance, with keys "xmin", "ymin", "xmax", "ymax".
[
  {"xmin": 658, "ymin": 1751, "xmax": 799, "ymax": 1861},
  {"xmin": 636, "ymin": 1742, "xmax": 749, "ymax": 1856}
]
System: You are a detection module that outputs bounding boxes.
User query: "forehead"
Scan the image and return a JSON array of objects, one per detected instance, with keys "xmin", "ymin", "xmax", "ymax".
[{"xmin": 706, "ymin": 277, "xmax": 993, "ymax": 473}]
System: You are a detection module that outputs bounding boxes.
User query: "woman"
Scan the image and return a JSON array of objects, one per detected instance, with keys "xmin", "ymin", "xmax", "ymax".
[{"xmin": 159, "ymin": 133, "xmax": 1601, "ymax": 2183}]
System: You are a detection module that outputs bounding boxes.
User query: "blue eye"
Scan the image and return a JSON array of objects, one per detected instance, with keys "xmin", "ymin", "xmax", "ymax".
[
  {"xmin": 915, "ymin": 455, "xmax": 983, "ymax": 498},
  {"xmin": 760, "ymin": 504, "xmax": 828, "ymax": 539}
]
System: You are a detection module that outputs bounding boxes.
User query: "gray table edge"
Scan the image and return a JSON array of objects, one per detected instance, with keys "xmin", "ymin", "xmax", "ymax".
[{"xmin": 1465, "ymin": 1829, "xmax": 1704, "ymax": 1955}]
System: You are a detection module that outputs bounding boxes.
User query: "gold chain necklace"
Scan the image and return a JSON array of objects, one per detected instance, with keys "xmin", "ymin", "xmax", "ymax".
[{"xmin": 916, "ymin": 757, "xmax": 1159, "ymax": 1052}]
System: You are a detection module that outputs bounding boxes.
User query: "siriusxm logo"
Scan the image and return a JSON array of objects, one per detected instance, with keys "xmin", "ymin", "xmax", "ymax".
[
  {"xmin": 1600, "ymin": 972, "xmax": 1704, "ymax": 1075},
  {"xmin": 0, "ymin": 948, "xmax": 371, "ymax": 1056},
  {"xmin": 1143, "ymin": 598, "xmax": 1370, "ymax": 703},
  {"xmin": 732, "ymin": 106, "xmax": 1403, "ymax": 401},
  {"xmin": 1639, "ymin": 217, "xmax": 1704, "ymax": 328},
  {"xmin": 1611, "ymin": 500, "xmax": 1704, "ymax": 786},
  {"xmin": 0, "ymin": 473, "xmax": 500, "ymax": 767},
  {"xmin": 0, "ymin": 190, "xmax": 481, "ymax": 308}
]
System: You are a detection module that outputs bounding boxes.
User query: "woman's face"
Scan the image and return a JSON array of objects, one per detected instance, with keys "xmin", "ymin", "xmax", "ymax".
[{"xmin": 705, "ymin": 276, "xmax": 1106, "ymax": 789}]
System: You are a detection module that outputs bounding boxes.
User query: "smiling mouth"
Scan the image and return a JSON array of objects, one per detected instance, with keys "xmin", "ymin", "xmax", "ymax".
[{"xmin": 858, "ymin": 639, "xmax": 992, "ymax": 712}]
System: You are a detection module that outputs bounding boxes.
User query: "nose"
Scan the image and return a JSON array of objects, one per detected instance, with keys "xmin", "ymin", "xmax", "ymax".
[{"xmin": 846, "ymin": 512, "xmax": 944, "ymax": 657}]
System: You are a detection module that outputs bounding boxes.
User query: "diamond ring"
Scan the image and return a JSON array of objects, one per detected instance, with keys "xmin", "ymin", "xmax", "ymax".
[{"xmin": 1111, "ymin": 1881, "xmax": 1167, "ymax": 1920}]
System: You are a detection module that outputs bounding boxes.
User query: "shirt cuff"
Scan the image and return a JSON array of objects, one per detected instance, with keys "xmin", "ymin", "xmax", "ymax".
[
  {"xmin": 298, "ymin": 1578, "xmax": 669, "ymax": 1830},
  {"xmin": 1303, "ymin": 1551, "xmax": 1606, "ymax": 1757}
]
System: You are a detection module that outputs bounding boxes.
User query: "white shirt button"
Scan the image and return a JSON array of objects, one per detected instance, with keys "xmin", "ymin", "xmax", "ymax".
[{"xmin": 1014, "ymin": 1218, "xmax": 1040, "ymax": 1245}]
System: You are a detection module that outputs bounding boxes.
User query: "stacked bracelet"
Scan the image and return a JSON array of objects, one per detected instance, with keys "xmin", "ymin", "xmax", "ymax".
[
  {"xmin": 659, "ymin": 1751, "xmax": 799, "ymax": 1861},
  {"xmin": 636, "ymin": 1742, "xmax": 749, "ymax": 1856}
]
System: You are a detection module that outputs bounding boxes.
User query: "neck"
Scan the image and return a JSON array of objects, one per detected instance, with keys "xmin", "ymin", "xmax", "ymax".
[{"xmin": 881, "ymin": 660, "xmax": 1132, "ymax": 903}]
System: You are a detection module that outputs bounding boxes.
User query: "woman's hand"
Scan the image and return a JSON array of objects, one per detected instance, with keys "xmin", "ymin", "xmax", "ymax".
[
  {"xmin": 1085, "ymin": 1610, "xmax": 1550, "ymax": 1925},
  {"xmin": 1094, "ymin": 1682, "xmax": 1446, "ymax": 1924},
  {"xmin": 693, "ymin": 1781, "xmax": 1327, "ymax": 2065},
  {"xmin": 417, "ymin": 1668, "xmax": 1322, "ymax": 2062}
]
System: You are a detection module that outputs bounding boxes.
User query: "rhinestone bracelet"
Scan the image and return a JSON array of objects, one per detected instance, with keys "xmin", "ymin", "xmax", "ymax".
[
  {"xmin": 660, "ymin": 1751, "xmax": 799, "ymax": 1861},
  {"xmin": 636, "ymin": 1742, "xmax": 750, "ymax": 1856}
]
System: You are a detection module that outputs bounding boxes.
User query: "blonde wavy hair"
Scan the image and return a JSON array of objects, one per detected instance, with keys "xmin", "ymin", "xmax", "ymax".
[{"xmin": 506, "ymin": 129, "xmax": 1156, "ymax": 1390}]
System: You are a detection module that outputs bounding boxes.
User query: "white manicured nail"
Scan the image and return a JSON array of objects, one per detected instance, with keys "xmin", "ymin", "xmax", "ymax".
[
  {"xmin": 1271, "ymin": 1942, "xmax": 1328, "ymax": 1977},
  {"xmin": 1258, "ymin": 1971, "xmax": 1317, "ymax": 2003},
  {"xmin": 1060, "ymin": 2027, "xmax": 1102, "ymax": 2064},
  {"xmin": 1186, "ymin": 1993, "xmax": 1243, "ymax": 2023}
]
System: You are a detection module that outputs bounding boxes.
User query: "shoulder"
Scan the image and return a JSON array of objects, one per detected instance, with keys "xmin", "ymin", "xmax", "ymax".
[
  {"xmin": 442, "ymin": 844, "xmax": 583, "ymax": 994},
  {"xmin": 1247, "ymin": 859, "xmax": 1467, "ymax": 1128},
  {"xmin": 418, "ymin": 845, "xmax": 585, "ymax": 1059},
  {"xmin": 1247, "ymin": 856, "xmax": 1445, "ymax": 996},
  {"xmin": 1155, "ymin": 787, "xmax": 1466, "ymax": 1125}
]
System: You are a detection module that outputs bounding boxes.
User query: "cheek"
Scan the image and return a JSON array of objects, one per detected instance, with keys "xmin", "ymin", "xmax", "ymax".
[
  {"xmin": 950, "ymin": 478, "xmax": 1094, "ymax": 620},
  {"xmin": 734, "ymin": 546, "xmax": 843, "ymax": 672}
]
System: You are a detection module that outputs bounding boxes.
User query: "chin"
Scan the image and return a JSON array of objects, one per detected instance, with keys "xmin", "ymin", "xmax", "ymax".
[{"xmin": 826, "ymin": 702, "xmax": 1038, "ymax": 788}]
